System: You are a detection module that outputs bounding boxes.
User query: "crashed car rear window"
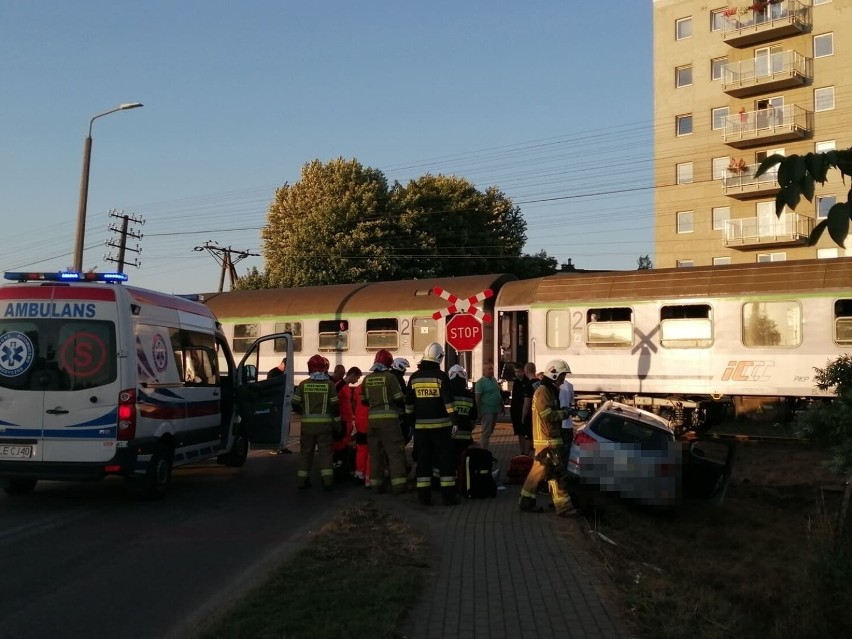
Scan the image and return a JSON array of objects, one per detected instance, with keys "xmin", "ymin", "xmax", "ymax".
[{"xmin": 591, "ymin": 415, "xmax": 673, "ymax": 449}]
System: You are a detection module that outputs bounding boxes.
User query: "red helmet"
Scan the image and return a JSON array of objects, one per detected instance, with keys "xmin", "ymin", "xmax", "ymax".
[
  {"xmin": 374, "ymin": 349, "xmax": 394, "ymax": 368},
  {"xmin": 308, "ymin": 354, "xmax": 327, "ymax": 373}
]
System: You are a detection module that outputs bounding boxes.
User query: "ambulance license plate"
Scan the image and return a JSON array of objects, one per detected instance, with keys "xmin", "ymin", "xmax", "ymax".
[{"xmin": 0, "ymin": 444, "xmax": 34, "ymax": 459}]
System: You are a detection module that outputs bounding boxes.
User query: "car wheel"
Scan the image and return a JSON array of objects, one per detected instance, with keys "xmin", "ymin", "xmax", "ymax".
[
  {"xmin": 128, "ymin": 444, "xmax": 172, "ymax": 500},
  {"xmin": 2, "ymin": 478, "xmax": 37, "ymax": 496},
  {"xmin": 221, "ymin": 432, "xmax": 249, "ymax": 468}
]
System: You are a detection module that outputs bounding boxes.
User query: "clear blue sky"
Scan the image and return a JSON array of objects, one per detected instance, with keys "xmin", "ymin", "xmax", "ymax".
[{"xmin": 0, "ymin": 0, "xmax": 653, "ymax": 293}]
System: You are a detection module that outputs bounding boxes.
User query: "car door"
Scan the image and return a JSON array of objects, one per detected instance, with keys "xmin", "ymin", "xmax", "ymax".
[
  {"xmin": 235, "ymin": 333, "xmax": 294, "ymax": 449},
  {"xmin": 683, "ymin": 439, "xmax": 736, "ymax": 504}
]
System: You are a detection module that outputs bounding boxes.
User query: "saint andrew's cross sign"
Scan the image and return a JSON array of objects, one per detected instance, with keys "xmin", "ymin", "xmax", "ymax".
[{"xmin": 432, "ymin": 286, "xmax": 493, "ymax": 352}]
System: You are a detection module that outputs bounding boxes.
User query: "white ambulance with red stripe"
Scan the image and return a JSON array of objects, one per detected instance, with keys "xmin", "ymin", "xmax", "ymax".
[{"xmin": 0, "ymin": 271, "xmax": 293, "ymax": 498}]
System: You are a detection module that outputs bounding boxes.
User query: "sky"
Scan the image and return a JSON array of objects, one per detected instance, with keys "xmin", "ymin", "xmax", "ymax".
[{"xmin": 0, "ymin": 1, "xmax": 654, "ymax": 294}]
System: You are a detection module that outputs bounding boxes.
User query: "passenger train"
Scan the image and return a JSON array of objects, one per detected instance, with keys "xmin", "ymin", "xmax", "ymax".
[{"xmin": 201, "ymin": 258, "xmax": 852, "ymax": 431}]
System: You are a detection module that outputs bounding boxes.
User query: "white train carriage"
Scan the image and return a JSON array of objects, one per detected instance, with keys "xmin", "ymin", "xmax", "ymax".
[
  {"xmin": 494, "ymin": 259, "xmax": 852, "ymax": 429},
  {"xmin": 201, "ymin": 274, "xmax": 516, "ymax": 381}
]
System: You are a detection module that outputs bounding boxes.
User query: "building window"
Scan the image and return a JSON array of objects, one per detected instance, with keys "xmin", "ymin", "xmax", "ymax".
[
  {"xmin": 365, "ymin": 318, "xmax": 399, "ymax": 351},
  {"xmin": 676, "ymin": 17, "xmax": 692, "ymax": 40},
  {"xmin": 676, "ymin": 259, "xmax": 695, "ymax": 268},
  {"xmin": 545, "ymin": 310, "xmax": 571, "ymax": 349},
  {"xmin": 817, "ymin": 195, "xmax": 836, "ymax": 219},
  {"xmin": 713, "ymin": 156, "xmax": 731, "ymax": 180},
  {"xmin": 713, "ymin": 256, "xmax": 732, "ymax": 265},
  {"xmin": 676, "ymin": 114, "xmax": 693, "ymax": 136},
  {"xmin": 660, "ymin": 304, "xmax": 712, "ymax": 348},
  {"xmin": 710, "ymin": 10, "xmax": 726, "ymax": 31},
  {"xmin": 676, "ymin": 65, "xmax": 693, "ymax": 88},
  {"xmin": 814, "ymin": 0, "xmax": 832, "ymax": 5},
  {"xmin": 274, "ymin": 321, "xmax": 302, "ymax": 353},
  {"xmin": 742, "ymin": 300, "xmax": 801, "ymax": 347},
  {"xmin": 677, "ymin": 210, "xmax": 694, "ymax": 234},
  {"xmin": 757, "ymin": 252, "xmax": 786, "ymax": 263},
  {"xmin": 815, "ymin": 86, "xmax": 835, "ymax": 112},
  {"xmin": 711, "ymin": 57, "xmax": 727, "ymax": 81},
  {"xmin": 676, "ymin": 162, "xmax": 694, "ymax": 184},
  {"xmin": 818, "ymin": 248, "xmax": 839, "ymax": 259},
  {"xmin": 711, "ymin": 107, "xmax": 729, "ymax": 131},
  {"xmin": 816, "ymin": 140, "xmax": 836, "ymax": 153},
  {"xmin": 586, "ymin": 308, "xmax": 633, "ymax": 348},
  {"xmin": 713, "ymin": 206, "xmax": 730, "ymax": 231},
  {"xmin": 814, "ymin": 33, "xmax": 834, "ymax": 58}
]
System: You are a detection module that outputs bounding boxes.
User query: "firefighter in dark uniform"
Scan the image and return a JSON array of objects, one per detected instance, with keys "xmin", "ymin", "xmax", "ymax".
[
  {"xmin": 360, "ymin": 349, "xmax": 408, "ymax": 494},
  {"xmin": 519, "ymin": 359, "xmax": 573, "ymax": 515},
  {"xmin": 448, "ymin": 364, "xmax": 477, "ymax": 459},
  {"xmin": 405, "ymin": 342, "xmax": 458, "ymax": 506},
  {"xmin": 292, "ymin": 354, "xmax": 340, "ymax": 491}
]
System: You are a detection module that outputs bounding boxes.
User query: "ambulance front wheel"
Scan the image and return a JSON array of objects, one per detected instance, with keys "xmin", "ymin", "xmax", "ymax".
[
  {"xmin": 2, "ymin": 478, "xmax": 37, "ymax": 496},
  {"xmin": 129, "ymin": 443, "xmax": 173, "ymax": 500},
  {"xmin": 219, "ymin": 431, "xmax": 249, "ymax": 467}
]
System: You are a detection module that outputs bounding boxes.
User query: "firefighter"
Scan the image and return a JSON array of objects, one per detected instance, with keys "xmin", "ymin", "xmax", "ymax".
[
  {"xmin": 390, "ymin": 357, "xmax": 411, "ymax": 442},
  {"xmin": 518, "ymin": 359, "xmax": 573, "ymax": 515},
  {"xmin": 292, "ymin": 354, "xmax": 340, "ymax": 491},
  {"xmin": 448, "ymin": 364, "xmax": 477, "ymax": 459},
  {"xmin": 360, "ymin": 349, "xmax": 408, "ymax": 494},
  {"xmin": 405, "ymin": 342, "xmax": 458, "ymax": 506}
]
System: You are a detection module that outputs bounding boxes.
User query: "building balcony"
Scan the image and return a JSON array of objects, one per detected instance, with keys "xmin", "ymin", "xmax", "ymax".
[
  {"xmin": 721, "ymin": 50, "xmax": 811, "ymax": 98},
  {"xmin": 723, "ymin": 104, "xmax": 812, "ymax": 149},
  {"xmin": 723, "ymin": 162, "xmax": 780, "ymax": 199},
  {"xmin": 722, "ymin": 0, "xmax": 810, "ymax": 48},
  {"xmin": 723, "ymin": 212, "xmax": 812, "ymax": 248}
]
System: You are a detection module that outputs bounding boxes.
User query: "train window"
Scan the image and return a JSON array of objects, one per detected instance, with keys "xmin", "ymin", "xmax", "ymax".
[
  {"xmin": 660, "ymin": 305, "xmax": 712, "ymax": 348},
  {"xmin": 233, "ymin": 323, "xmax": 259, "ymax": 353},
  {"xmin": 834, "ymin": 299, "xmax": 852, "ymax": 345},
  {"xmin": 546, "ymin": 310, "xmax": 571, "ymax": 349},
  {"xmin": 586, "ymin": 307, "xmax": 633, "ymax": 348},
  {"xmin": 318, "ymin": 319, "xmax": 349, "ymax": 352},
  {"xmin": 412, "ymin": 317, "xmax": 438, "ymax": 353},
  {"xmin": 742, "ymin": 301, "xmax": 801, "ymax": 348},
  {"xmin": 274, "ymin": 321, "xmax": 302, "ymax": 353},
  {"xmin": 366, "ymin": 318, "xmax": 399, "ymax": 351}
]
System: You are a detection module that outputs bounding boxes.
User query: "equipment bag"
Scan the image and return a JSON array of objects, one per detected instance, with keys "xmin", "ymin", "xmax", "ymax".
[
  {"xmin": 463, "ymin": 447, "xmax": 497, "ymax": 499},
  {"xmin": 506, "ymin": 454, "xmax": 534, "ymax": 484}
]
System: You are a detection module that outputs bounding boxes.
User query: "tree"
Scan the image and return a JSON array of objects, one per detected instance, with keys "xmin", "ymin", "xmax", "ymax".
[
  {"xmin": 637, "ymin": 255, "xmax": 653, "ymax": 270},
  {"xmin": 756, "ymin": 149, "xmax": 852, "ymax": 247},
  {"xmin": 249, "ymin": 158, "xmax": 542, "ymax": 288},
  {"xmin": 796, "ymin": 355, "xmax": 852, "ymax": 473}
]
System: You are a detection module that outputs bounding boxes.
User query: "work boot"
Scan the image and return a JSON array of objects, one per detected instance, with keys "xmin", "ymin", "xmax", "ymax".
[
  {"xmin": 442, "ymin": 492, "xmax": 460, "ymax": 506},
  {"xmin": 519, "ymin": 496, "xmax": 543, "ymax": 513},
  {"xmin": 322, "ymin": 482, "xmax": 334, "ymax": 492},
  {"xmin": 297, "ymin": 479, "xmax": 312, "ymax": 490},
  {"xmin": 417, "ymin": 488, "xmax": 432, "ymax": 506}
]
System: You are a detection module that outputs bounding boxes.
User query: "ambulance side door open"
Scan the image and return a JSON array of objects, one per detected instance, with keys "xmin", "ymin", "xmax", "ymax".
[{"xmin": 235, "ymin": 333, "xmax": 293, "ymax": 449}]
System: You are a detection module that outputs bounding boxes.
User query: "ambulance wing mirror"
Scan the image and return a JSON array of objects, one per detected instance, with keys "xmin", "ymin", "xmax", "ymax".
[{"xmin": 240, "ymin": 364, "xmax": 258, "ymax": 384}]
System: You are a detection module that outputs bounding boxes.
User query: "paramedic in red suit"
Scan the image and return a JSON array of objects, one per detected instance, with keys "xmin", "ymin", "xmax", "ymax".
[
  {"xmin": 331, "ymin": 366, "xmax": 361, "ymax": 479},
  {"xmin": 405, "ymin": 342, "xmax": 458, "ymax": 506},
  {"xmin": 353, "ymin": 382, "xmax": 371, "ymax": 486}
]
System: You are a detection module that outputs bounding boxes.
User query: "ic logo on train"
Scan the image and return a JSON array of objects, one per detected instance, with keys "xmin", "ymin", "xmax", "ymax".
[{"xmin": 721, "ymin": 360, "xmax": 774, "ymax": 382}]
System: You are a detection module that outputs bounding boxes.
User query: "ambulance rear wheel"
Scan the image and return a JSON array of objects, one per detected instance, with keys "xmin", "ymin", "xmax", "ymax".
[
  {"xmin": 3, "ymin": 479, "xmax": 37, "ymax": 496},
  {"xmin": 129, "ymin": 445, "xmax": 173, "ymax": 500}
]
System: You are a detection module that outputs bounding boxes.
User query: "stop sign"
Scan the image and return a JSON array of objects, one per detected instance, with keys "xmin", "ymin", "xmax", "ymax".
[{"xmin": 446, "ymin": 314, "xmax": 484, "ymax": 352}]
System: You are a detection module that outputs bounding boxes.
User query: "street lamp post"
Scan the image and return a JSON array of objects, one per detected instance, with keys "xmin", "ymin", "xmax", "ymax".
[{"xmin": 72, "ymin": 102, "xmax": 143, "ymax": 272}]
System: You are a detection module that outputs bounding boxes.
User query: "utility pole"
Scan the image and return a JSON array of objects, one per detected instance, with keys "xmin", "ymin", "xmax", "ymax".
[
  {"xmin": 104, "ymin": 209, "xmax": 144, "ymax": 272},
  {"xmin": 193, "ymin": 241, "xmax": 258, "ymax": 292}
]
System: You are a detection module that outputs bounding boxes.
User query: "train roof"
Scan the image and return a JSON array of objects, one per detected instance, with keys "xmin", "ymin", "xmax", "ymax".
[
  {"xmin": 201, "ymin": 273, "xmax": 517, "ymax": 320},
  {"xmin": 495, "ymin": 258, "xmax": 852, "ymax": 306}
]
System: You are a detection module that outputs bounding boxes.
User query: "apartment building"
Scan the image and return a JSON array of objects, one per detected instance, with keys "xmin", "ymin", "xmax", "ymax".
[{"xmin": 653, "ymin": 0, "xmax": 849, "ymax": 267}]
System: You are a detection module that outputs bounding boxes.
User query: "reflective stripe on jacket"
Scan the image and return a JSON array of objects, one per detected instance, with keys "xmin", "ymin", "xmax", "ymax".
[
  {"xmin": 361, "ymin": 371, "xmax": 404, "ymax": 421},
  {"xmin": 531, "ymin": 380, "xmax": 567, "ymax": 448},
  {"xmin": 405, "ymin": 364, "xmax": 455, "ymax": 429},
  {"xmin": 293, "ymin": 379, "xmax": 339, "ymax": 424}
]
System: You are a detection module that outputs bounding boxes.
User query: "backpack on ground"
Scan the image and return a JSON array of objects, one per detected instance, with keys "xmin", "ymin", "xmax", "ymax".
[
  {"xmin": 462, "ymin": 447, "xmax": 497, "ymax": 499},
  {"xmin": 507, "ymin": 454, "xmax": 534, "ymax": 484}
]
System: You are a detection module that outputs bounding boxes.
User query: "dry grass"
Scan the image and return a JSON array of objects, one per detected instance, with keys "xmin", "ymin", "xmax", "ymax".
[
  {"xmin": 578, "ymin": 442, "xmax": 852, "ymax": 639},
  {"xmin": 195, "ymin": 499, "xmax": 430, "ymax": 639}
]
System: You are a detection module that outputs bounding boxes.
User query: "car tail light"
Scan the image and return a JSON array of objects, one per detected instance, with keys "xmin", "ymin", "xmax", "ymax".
[
  {"xmin": 117, "ymin": 389, "xmax": 136, "ymax": 441},
  {"xmin": 573, "ymin": 430, "xmax": 596, "ymax": 446}
]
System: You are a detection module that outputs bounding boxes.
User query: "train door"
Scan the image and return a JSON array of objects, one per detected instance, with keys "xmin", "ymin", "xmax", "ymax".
[{"xmin": 497, "ymin": 310, "xmax": 529, "ymax": 377}]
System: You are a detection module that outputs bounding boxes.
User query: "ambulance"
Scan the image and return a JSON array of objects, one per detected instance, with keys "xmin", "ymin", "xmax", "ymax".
[{"xmin": 0, "ymin": 271, "xmax": 293, "ymax": 498}]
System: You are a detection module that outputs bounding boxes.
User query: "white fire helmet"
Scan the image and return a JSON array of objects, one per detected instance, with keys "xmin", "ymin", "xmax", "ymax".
[
  {"xmin": 448, "ymin": 364, "xmax": 467, "ymax": 380},
  {"xmin": 392, "ymin": 357, "xmax": 410, "ymax": 372},
  {"xmin": 542, "ymin": 359, "xmax": 571, "ymax": 381},
  {"xmin": 422, "ymin": 342, "xmax": 445, "ymax": 364}
]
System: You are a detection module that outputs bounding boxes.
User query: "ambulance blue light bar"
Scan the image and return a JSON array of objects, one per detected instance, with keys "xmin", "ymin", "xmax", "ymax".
[{"xmin": 3, "ymin": 271, "xmax": 128, "ymax": 283}]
